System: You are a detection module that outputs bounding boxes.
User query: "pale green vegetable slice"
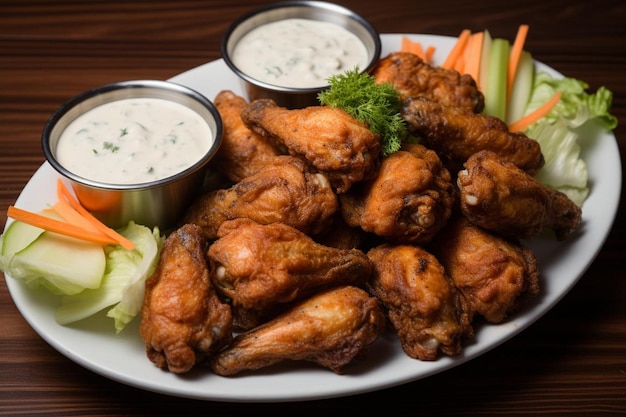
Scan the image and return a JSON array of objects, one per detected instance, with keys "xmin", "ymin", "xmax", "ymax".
[
  {"xmin": 0, "ymin": 220, "xmax": 45, "ymax": 267},
  {"xmin": 505, "ymin": 50, "xmax": 534, "ymax": 124},
  {"xmin": 482, "ymin": 38, "xmax": 509, "ymax": 120},
  {"xmin": 7, "ymin": 231, "xmax": 106, "ymax": 295},
  {"xmin": 55, "ymin": 221, "xmax": 163, "ymax": 332},
  {"xmin": 478, "ymin": 30, "xmax": 492, "ymax": 96}
]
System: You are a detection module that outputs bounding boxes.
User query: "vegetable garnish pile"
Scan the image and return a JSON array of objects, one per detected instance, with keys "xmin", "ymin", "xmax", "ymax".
[
  {"xmin": 0, "ymin": 179, "xmax": 164, "ymax": 333},
  {"xmin": 400, "ymin": 25, "xmax": 617, "ymax": 205},
  {"xmin": 318, "ymin": 68, "xmax": 409, "ymax": 156}
]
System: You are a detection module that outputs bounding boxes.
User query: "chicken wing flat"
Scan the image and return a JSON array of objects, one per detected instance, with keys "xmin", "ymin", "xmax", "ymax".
[
  {"xmin": 212, "ymin": 90, "xmax": 284, "ymax": 183},
  {"xmin": 340, "ymin": 143, "xmax": 455, "ymax": 244},
  {"xmin": 457, "ymin": 150, "xmax": 582, "ymax": 240},
  {"xmin": 140, "ymin": 224, "xmax": 233, "ymax": 373},
  {"xmin": 210, "ymin": 285, "xmax": 385, "ymax": 376},
  {"xmin": 241, "ymin": 99, "xmax": 382, "ymax": 193},
  {"xmin": 207, "ymin": 218, "xmax": 373, "ymax": 330},
  {"xmin": 367, "ymin": 244, "xmax": 473, "ymax": 361},
  {"xmin": 429, "ymin": 215, "xmax": 540, "ymax": 323},
  {"xmin": 373, "ymin": 52, "xmax": 484, "ymax": 113},
  {"xmin": 402, "ymin": 96, "xmax": 545, "ymax": 175},
  {"xmin": 183, "ymin": 155, "xmax": 338, "ymax": 239}
]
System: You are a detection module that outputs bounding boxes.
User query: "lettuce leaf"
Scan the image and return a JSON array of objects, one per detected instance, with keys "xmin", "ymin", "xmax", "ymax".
[
  {"xmin": 523, "ymin": 71, "xmax": 617, "ymax": 206},
  {"xmin": 55, "ymin": 221, "xmax": 164, "ymax": 332},
  {"xmin": 525, "ymin": 71, "xmax": 617, "ymax": 130}
]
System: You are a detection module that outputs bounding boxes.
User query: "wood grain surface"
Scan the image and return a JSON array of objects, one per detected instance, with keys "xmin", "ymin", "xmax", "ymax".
[{"xmin": 1, "ymin": 1, "xmax": 625, "ymax": 415}]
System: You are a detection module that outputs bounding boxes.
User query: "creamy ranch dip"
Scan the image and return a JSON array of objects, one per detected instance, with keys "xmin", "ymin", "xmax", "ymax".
[
  {"xmin": 232, "ymin": 18, "xmax": 369, "ymax": 88},
  {"xmin": 56, "ymin": 98, "xmax": 213, "ymax": 185}
]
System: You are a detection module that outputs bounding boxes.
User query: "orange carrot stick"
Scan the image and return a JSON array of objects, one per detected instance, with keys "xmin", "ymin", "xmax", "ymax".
[
  {"xmin": 508, "ymin": 91, "xmax": 561, "ymax": 132},
  {"xmin": 400, "ymin": 35, "xmax": 426, "ymax": 60},
  {"xmin": 56, "ymin": 179, "xmax": 135, "ymax": 250},
  {"xmin": 464, "ymin": 31, "xmax": 484, "ymax": 83},
  {"xmin": 442, "ymin": 29, "xmax": 471, "ymax": 69},
  {"xmin": 7, "ymin": 206, "xmax": 120, "ymax": 246},
  {"xmin": 424, "ymin": 45, "xmax": 436, "ymax": 63},
  {"xmin": 51, "ymin": 198, "xmax": 102, "ymax": 234},
  {"xmin": 507, "ymin": 24, "xmax": 530, "ymax": 99}
]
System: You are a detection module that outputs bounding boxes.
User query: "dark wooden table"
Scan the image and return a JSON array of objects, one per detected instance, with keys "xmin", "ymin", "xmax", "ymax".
[{"xmin": 1, "ymin": 1, "xmax": 625, "ymax": 415}]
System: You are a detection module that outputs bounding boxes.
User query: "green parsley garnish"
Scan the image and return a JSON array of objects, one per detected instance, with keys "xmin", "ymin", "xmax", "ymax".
[
  {"xmin": 318, "ymin": 68, "xmax": 408, "ymax": 156},
  {"xmin": 103, "ymin": 141, "xmax": 120, "ymax": 153}
]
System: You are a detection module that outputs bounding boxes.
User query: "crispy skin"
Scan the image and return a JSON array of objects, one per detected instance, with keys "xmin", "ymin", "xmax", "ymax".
[
  {"xmin": 241, "ymin": 99, "xmax": 382, "ymax": 193},
  {"xmin": 140, "ymin": 224, "xmax": 233, "ymax": 373},
  {"xmin": 212, "ymin": 90, "xmax": 284, "ymax": 183},
  {"xmin": 373, "ymin": 52, "xmax": 484, "ymax": 113},
  {"xmin": 210, "ymin": 285, "xmax": 385, "ymax": 376},
  {"xmin": 340, "ymin": 143, "xmax": 455, "ymax": 244},
  {"xmin": 367, "ymin": 244, "xmax": 472, "ymax": 360},
  {"xmin": 402, "ymin": 96, "xmax": 545, "ymax": 175},
  {"xmin": 208, "ymin": 218, "xmax": 373, "ymax": 330},
  {"xmin": 458, "ymin": 150, "xmax": 582, "ymax": 240},
  {"xmin": 183, "ymin": 155, "xmax": 338, "ymax": 239},
  {"xmin": 429, "ymin": 216, "xmax": 540, "ymax": 323}
]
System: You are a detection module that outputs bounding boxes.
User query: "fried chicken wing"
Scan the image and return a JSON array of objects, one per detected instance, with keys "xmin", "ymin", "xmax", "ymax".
[
  {"xmin": 212, "ymin": 90, "xmax": 284, "ymax": 183},
  {"xmin": 401, "ymin": 96, "xmax": 545, "ymax": 175},
  {"xmin": 367, "ymin": 244, "xmax": 472, "ymax": 360},
  {"xmin": 373, "ymin": 52, "xmax": 484, "ymax": 113},
  {"xmin": 241, "ymin": 99, "xmax": 382, "ymax": 193},
  {"xmin": 340, "ymin": 143, "xmax": 456, "ymax": 244},
  {"xmin": 140, "ymin": 224, "xmax": 233, "ymax": 373},
  {"xmin": 208, "ymin": 218, "xmax": 373, "ymax": 330},
  {"xmin": 183, "ymin": 155, "xmax": 338, "ymax": 239},
  {"xmin": 210, "ymin": 285, "xmax": 385, "ymax": 376},
  {"xmin": 429, "ymin": 215, "xmax": 540, "ymax": 323},
  {"xmin": 457, "ymin": 150, "xmax": 582, "ymax": 240}
]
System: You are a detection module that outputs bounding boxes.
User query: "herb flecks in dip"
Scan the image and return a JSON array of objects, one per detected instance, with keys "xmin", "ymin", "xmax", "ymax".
[
  {"xmin": 232, "ymin": 18, "xmax": 369, "ymax": 88},
  {"xmin": 56, "ymin": 98, "xmax": 213, "ymax": 185}
]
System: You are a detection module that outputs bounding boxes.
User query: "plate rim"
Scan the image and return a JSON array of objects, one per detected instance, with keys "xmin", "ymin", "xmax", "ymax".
[{"xmin": 3, "ymin": 33, "xmax": 622, "ymax": 403}]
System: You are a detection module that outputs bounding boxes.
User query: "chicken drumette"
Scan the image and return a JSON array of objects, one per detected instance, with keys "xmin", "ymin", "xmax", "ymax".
[
  {"xmin": 207, "ymin": 218, "xmax": 373, "ymax": 330},
  {"xmin": 401, "ymin": 96, "xmax": 545, "ymax": 175},
  {"xmin": 340, "ymin": 143, "xmax": 456, "ymax": 245},
  {"xmin": 212, "ymin": 90, "xmax": 284, "ymax": 183},
  {"xmin": 183, "ymin": 155, "xmax": 338, "ymax": 239},
  {"xmin": 210, "ymin": 285, "xmax": 385, "ymax": 376},
  {"xmin": 367, "ymin": 244, "xmax": 473, "ymax": 361},
  {"xmin": 429, "ymin": 215, "xmax": 540, "ymax": 323},
  {"xmin": 140, "ymin": 224, "xmax": 233, "ymax": 374},
  {"xmin": 241, "ymin": 99, "xmax": 382, "ymax": 193},
  {"xmin": 457, "ymin": 150, "xmax": 582, "ymax": 240},
  {"xmin": 373, "ymin": 51, "xmax": 485, "ymax": 113}
]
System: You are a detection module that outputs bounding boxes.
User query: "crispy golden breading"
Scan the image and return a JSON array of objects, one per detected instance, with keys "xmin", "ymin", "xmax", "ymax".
[
  {"xmin": 402, "ymin": 96, "xmax": 545, "ymax": 175},
  {"xmin": 429, "ymin": 215, "xmax": 540, "ymax": 323},
  {"xmin": 140, "ymin": 224, "xmax": 233, "ymax": 374},
  {"xmin": 373, "ymin": 52, "xmax": 484, "ymax": 113},
  {"xmin": 183, "ymin": 155, "xmax": 338, "ymax": 239},
  {"xmin": 210, "ymin": 285, "xmax": 385, "ymax": 376},
  {"xmin": 241, "ymin": 99, "xmax": 382, "ymax": 193},
  {"xmin": 457, "ymin": 150, "xmax": 582, "ymax": 240},
  {"xmin": 212, "ymin": 90, "xmax": 284, "ymax": 183},
  {"xmin": 207, "ymin": 218, "xmax": 373, "ymax": 330},
  {"xmin": 340, "ymin": 143, "xmax": 455, "ymax": 244},
  {"xmin": 367, "ymin": 244, "xmax": 473, "ymax": 361}
]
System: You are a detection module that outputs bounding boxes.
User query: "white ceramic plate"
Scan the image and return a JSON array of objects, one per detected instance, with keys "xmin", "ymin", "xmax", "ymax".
[{"xmin": 4, "ymin": 34, "xmax": 621, "ymax": 402}]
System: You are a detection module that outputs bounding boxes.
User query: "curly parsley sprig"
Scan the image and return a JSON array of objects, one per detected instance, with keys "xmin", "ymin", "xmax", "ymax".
[{"xmin": 318, "ymin": 68, "xmax": 408, "ymax": 156}]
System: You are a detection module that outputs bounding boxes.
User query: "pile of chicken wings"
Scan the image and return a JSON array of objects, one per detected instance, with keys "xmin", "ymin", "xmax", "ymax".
[{"xmin": 139, "ymin": 52, "xmax": 582, "ymax": 376}]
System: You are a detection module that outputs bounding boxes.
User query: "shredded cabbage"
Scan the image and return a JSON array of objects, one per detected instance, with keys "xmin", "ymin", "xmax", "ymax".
[{"xmin": 55, "ymin": 221, "xmax": 164, "ymax": 333}]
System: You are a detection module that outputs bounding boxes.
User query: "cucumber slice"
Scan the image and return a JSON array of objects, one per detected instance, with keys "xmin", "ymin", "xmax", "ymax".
[
  {"xmin": 8, "ymin": 231, "xmax": 106, "ymax": 295},
  {"xmin": 0, "ymin": 220, "xmax": 45, "ymax": 264}
]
